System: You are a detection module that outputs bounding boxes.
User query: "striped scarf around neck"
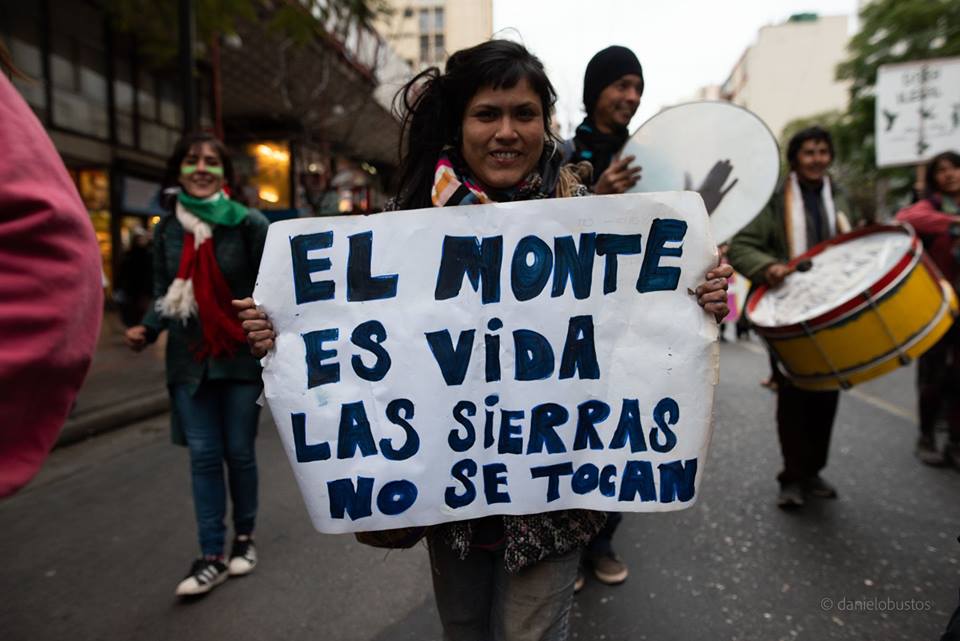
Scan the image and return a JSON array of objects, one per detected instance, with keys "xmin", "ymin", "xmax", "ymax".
[
  {"xmin": 430, "ymin": 149, "xmax": 552, "ymax": 207},
  {"xmin": 156, "ymin": 191, "xmax": 248, "ymax": 359},
  {"xmin": 783, "ymin": 172, "xmax": 850, "ymax": 258}
]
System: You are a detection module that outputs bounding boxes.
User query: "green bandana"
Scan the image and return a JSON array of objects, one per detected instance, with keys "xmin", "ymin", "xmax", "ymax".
[
  {"xmin": 178, "ymin": 190, "xmax": 248, "ymax": 227},
  {"xmin": 181, "ymin": 164, "xmax": 224, "ymax": 177}
]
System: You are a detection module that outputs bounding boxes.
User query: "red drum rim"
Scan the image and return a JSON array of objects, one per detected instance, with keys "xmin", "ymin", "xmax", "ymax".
[{"xmin": 746, "ymin": 224, "xmax": 921, "ymax": 334}]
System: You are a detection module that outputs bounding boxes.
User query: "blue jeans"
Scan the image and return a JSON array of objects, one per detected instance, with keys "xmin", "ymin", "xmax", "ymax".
[
  {"xmin": 172, "ymin": 380, "xmax": 261, "ymax": 557},
  {"xmin": 428, "ymin": 535, "xmax": 578, "ymax": 641}
]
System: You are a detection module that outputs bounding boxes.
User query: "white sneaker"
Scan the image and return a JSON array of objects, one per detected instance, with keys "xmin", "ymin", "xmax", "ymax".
[
  {"xmin": 175, "ymin": 558, "xmax": 228, "ymax": 596},
  {"xmin": 228, "ymin": 538, "xmax": 257, "ymax": 576}
]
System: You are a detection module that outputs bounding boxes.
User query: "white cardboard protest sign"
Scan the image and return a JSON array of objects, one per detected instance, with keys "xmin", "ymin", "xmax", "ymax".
[
  {"xmin": 876, "ymin": 57, "xmax": 960, "ymax": 168},
  {"xmin": 253, "ymin": 192, "xmax": 719, "ymax": 534}
]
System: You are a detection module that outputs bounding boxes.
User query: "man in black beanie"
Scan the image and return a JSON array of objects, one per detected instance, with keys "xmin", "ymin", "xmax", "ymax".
[
  {"xmin": 564, "ymin": 45, "xmax": 645, "ymax": 593},
  {"xmin": 564, "ymin": 45, "xmax": 644, "ymax": 195}
]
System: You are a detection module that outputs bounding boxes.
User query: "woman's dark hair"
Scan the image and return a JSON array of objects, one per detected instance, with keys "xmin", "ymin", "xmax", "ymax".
[
  {"xmin": 162, "ymin": 131, "xmax": 235, "ymax": 192},
  {"xmin": 925, "ymin": 151, "xmax": 960, "ymax": 197},
  {"xmin": 393, "ymin": 39, "xmax": 558, "ymax": 210},
  {"xmin": 786, "ymin": 126, "xmax": 834, "ymax": 168}
]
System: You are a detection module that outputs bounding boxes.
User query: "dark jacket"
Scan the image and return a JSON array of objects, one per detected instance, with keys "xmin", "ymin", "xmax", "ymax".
[
  {"xmin": 142, "ymin": 208, "xmax": 270, "ymax": 442},
  {"xmin": 561, "ymin": 120, "xmax": 629, "ymax": 187}
]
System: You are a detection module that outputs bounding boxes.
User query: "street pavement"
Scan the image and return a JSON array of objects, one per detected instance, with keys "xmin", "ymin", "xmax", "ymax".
[
  {"xmin": 2, "ymin": 339, "xmax": 958, "ymax": 641},
  {"xmin": 69, "ymin": 312, "xmax": 166, "ymax": 417},
  {"xmin": 60, "ymin": 312, "xmax": 169, "ymax": 445}
]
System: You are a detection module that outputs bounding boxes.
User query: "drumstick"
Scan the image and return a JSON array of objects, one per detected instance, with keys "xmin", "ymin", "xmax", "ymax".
[{"xmin": 785, "ymin": 258, "xmax": 813, "ymax": 276}]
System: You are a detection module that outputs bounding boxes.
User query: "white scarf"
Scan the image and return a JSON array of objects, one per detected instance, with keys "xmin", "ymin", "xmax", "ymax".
[
  {"xmin": 154, "ymin": 202, "xmax": 214, "ymax": 322},
  {"xmin": 784, "ymin": 171, "xmax": 850, "ymax": 258}
]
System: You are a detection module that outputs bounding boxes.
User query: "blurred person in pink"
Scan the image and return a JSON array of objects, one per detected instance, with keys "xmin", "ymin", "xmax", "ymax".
[
  {"xmin": 896, "ymin": 151, "xmax": 960, "ymax": 467},
  {"xmin": 0, "ymin": 58, "xmax": 103, "ymax": 497}
]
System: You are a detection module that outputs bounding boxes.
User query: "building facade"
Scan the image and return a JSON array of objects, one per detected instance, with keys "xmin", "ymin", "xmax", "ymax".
[
  {"xmin": 1, "ymin": 0, "xmax": 212, "ymax": 297},
  {"xmin": 377, "ymin": 0, "xmax": 493, "ymax": 70},
  {"xmin": 721, "ymin": 13, "xmax": 851, "ymax": 140},
  {"xmin": 1, "ymin": 0, "xmax": 403, "ymax": 320}
]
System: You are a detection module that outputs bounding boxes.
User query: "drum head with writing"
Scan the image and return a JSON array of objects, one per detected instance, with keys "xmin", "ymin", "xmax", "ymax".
[{"xmin": 622, "ymin": 101, "xmax": 780, "ymax": 244}]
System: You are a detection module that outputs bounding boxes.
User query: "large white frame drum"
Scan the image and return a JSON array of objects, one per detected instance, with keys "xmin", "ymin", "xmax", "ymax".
[{"xmin": 623, "ymin": 101, "xmax": 780, "ymax": 244}]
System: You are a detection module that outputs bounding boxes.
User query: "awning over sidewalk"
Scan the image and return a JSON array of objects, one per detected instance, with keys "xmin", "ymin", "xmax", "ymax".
[{"xmin": 219, "ymin": 19, "xmax": 401, "ymax": 166}]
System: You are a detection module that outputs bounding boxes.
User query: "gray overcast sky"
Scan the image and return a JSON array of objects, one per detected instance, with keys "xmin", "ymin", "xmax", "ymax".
[{"xmin": 492, "ymin": 0, "xmax": 860, "ymax": 136}]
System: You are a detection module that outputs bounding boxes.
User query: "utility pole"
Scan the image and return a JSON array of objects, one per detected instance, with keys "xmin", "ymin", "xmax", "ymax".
[{"xmin": 179, "ymin": 0, "xmax": 197, "ymax": 132}]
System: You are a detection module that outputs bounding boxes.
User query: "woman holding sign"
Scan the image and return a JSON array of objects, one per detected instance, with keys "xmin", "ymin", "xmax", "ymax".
[
  {"xmin": 236, "ymin": 40, "xmax": 730, "ymax": 641},
  {"xmin": 126, "ymin": 132, "xmax": 270, "ymax": 597}
]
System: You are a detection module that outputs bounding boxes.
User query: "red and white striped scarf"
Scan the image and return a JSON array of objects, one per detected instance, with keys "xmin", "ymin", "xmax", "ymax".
[{"xmin": 156, "ymin": 202, "xmax": 247, "ymax": 359}]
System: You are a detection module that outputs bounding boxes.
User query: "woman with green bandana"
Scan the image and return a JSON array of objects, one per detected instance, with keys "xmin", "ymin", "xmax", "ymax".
[{"xmin": 125, "ymin": 132, "xmax": 270, "ymax": 597}]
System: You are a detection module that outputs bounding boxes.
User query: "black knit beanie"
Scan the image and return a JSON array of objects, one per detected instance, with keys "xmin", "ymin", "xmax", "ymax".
[{"xmin": 582, "ymin": 46, "xmax": 644, "ymax": 117}]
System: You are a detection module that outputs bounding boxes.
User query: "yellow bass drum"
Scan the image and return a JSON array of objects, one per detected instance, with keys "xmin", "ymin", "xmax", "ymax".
[{"xmin": 746, "ymin": 224, "xmax": 958, "ymax": 391}]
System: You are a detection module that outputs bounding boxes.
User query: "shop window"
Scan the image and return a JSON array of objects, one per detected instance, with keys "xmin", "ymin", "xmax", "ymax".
[
  {"xmin": 0, "ymin": 2, "xmax": 46, "ymax": 112},
  {"xmin": 198, "ymin": 84, "xmax": 213, "ymax": 129},
  {"xmin": 419, "ymin": 35, "xmax": 429, "ymax": 63},
  {"xmin": 140, "ymin": 121, "xmax": 172, "ymax": 157},
  {"xmin": 120, "ymin": 175, "xmax": 164, "ymax": 217},
  {"xmin": 49, "ymin": 0, "xmax": 108, "ymax": 138},
  {"xmin": 113, "ymin": 55, "xmax": 135, "ymax": 146},
  {"xmin": 244, "ymin": 142, "xmax": 291, "ymax": 210},
  {"xmin": 136, "ymin": 71, "xmax": 180, "ymax": 157},
  {"xmin": 50, "ymin": 47, "xmax": 74, "ymax": 90},
  {"xmin": 137, "ymin": 70, "xmax": 157, "ymax": 120},
  {"xmin": 74, "ymin": 168, "xmax": 113, "ymax": 292},
  {"xmin": 158, "ymin": 78, "xmax": 180, "ymax": 129},
  {"xmin": 7, "ymin": 38, "xmax": 45, "ymax": 110}
]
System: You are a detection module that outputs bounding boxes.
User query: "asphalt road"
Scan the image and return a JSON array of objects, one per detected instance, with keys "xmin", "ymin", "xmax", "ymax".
[{"xmin": 2, "ymin": 339, "xmax": 958, "ymax": 641}]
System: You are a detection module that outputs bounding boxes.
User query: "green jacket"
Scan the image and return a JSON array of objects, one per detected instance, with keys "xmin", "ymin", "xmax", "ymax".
[
  {"xmin": 726, "ymin": 178, "xmax": 859, "ymax": 285},
  {"xmin": 142, "ymin": 208, "xmax": 270, "ymax": 442}
]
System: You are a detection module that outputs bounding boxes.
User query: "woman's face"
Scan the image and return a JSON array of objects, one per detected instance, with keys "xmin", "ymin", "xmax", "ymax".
[
  {"xmin": 933, "ymin": 158, "xmax": 960, "ymax": 197},
  {"xmin": 460, "ymin": 78, "xmax": 545, "ymax": 191},
  {"xmin": 179, "ymin": 141, "xmax": 224, "ymax": 199}
]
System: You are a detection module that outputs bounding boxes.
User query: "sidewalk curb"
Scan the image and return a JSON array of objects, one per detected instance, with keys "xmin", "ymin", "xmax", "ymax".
[{"xmin": 57, "ymin": 391, "xmax": 169, "ymax": 448}]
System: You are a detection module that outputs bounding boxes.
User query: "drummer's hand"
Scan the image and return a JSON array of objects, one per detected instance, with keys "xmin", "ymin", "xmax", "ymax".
[
  {"xmin": 232, "ymin": 298, "xmax": 275, "ymax": 358},
  {"xmin": 696, "ymin": 263, "xmax": 733, "ymax": 322},
  {"xmin": 594, "ymin": 155, "xmax": 642, "ymax": 195},
  {"xmin": 764, "ymin": 263, "xmax": 791, "ymax": 288}
]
